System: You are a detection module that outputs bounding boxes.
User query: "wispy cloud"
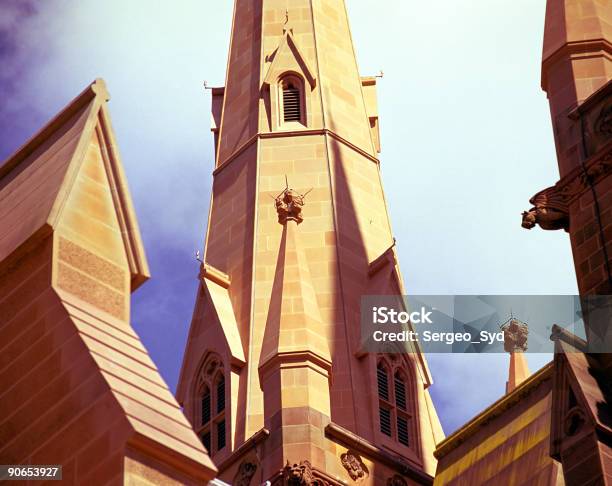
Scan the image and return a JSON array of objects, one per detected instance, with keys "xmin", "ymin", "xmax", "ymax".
[{"xmin": 0, "ymin": 0, "xmax": 577, "ymax": 429}]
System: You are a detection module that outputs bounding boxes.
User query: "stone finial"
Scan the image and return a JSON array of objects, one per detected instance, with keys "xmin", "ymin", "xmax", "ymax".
[
  {"xmin": 502, "ymin": 318, "xmax": 529, "ymax": 352},
  {"xmin": 283, "ymin": 8, "xmax": 294, "ymax": 34},
  {"xmin": 275, "ymin": 187, "xmax": 306, "ymax": 225}
]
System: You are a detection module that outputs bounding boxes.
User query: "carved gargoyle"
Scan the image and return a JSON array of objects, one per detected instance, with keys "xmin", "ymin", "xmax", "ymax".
[
  {"xmin": 283, "ymin": 460, "xmax": 314, "ymax": 486},
  {"xmin": 521, "ymin": 185, "xmax": 569, "ymax": 232}
]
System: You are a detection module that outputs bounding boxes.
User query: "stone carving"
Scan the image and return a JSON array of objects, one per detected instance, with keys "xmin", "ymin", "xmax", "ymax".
[
  {"xmin": 386, "ymin": 474, "xmax": 408, "ymax": 486},
  {"xmin": 340, "ymin": 450, "xmax": 368, "ymax": 481},
  {"xmin": 283, "ymin": 460, "xmax": 314, "ymax": 485},
  {"xmin": 275, "ymin": 186, "xmax": 309, "ymax": 225},
  {"xmin": 233, "ymin": 461, "xmax": 257, "ymax": 486},
  {"xmin": 594, "ymin": 102, "xmax": 612, "ymax": 138},
  {"xmin": 564, "ymin": 406, "xmax": 586, "ymax": 437},
  {"xmin": 501, "ymin": 318, "xmax": 528, "ymax": 352},
  {"xmin": 205, "ymin": 357, "xmax": 221, "ymax": 376},
  {"xmin": 521, "ymin": 185, "xmax": 569, "ymax": 231},
  {"xmin": 550, "ymin": 147, "xmax": 612, "ymax": 205}
]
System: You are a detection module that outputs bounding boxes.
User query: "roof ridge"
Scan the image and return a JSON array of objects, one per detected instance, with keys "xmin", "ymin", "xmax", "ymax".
[{"xmin": 0, "ymin": 78, "xmax": 109, "ymax": 181}]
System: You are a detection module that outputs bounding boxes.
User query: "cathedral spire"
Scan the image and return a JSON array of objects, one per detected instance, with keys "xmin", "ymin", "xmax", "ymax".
[{"xmin": 178, "ymin": 1, "xmax": 443, "ymax": 483}]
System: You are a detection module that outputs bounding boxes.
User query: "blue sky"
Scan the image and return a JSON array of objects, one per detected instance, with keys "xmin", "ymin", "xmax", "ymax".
[{"xmin": 0, "ymin": 0, "xmax": 577, "ymax": 435}]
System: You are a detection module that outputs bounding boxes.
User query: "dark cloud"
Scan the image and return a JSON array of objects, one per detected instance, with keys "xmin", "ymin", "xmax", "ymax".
[{"xmin": 0, "ymin": 0, "xmax": 62, "ymax": 160}]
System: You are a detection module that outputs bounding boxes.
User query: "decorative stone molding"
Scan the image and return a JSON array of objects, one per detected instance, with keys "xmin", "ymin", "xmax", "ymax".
[
  {"xmin": 203, "ymin": 354, "xmax": 223, "ymax": 378},
  {"xmin": 368, "ymin": 241, "xmax": 397, "ymax": 277},
  {"xmin": 553, "ymin": 143, "xmax": 612, "ymax": 205},
  {"xmin": 326, "ymin": 423, "xmax": 434, "ymax": 485},
  {"xmin": 564, "ymin": 406, "xmax": 587, "ymax": 437},
  {"xmin": 521, "ymin": 185, "xmax": 569, "ymax": 231},
  {"xmin": 233, "ymin": 461, "xmax": 258, "ymax": 486},
  {"xmin": 199, "ymin": 262, "xmax": 231, "ymax": 289},
  {"xmin": 386, "ymin": 474, "xmax": 408, "ymax": 486},
  {"xmin": 340, "ymin": 450, "xmax": 368, "ymax": 481}
]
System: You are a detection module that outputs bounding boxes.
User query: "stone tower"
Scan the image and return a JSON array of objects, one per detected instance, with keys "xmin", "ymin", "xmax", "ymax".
[
  {"xmin": 177, "ymin": 1, "xmax": 443, "ymax": 484},
  {"xmin": 522, "ymin": 0, "xmax": 611, "ymax": 319},
  {"xmin": 522, "ymin": 1, "xmax": 611, "ymax": 484}
]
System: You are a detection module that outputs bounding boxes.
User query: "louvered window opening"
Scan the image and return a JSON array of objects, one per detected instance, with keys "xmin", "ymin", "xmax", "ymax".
[
  {"xmin": 201, "ymin": 431, "xmax": 211, "ymax": 452},
  {"xmin": 380, "ymin": 407, "xmax": 392, "ymax": 436},
  {"xmin": 217, "ymin": 420, "xmax": 226, "ymax": 450},
  {"xmin": 216, "ymin": 377, "xmax": 225, "ymax": 413},
  {"xmin": 283, "ymin": 86, "xmax": 301, "ymax": 122},
  {"xmin": 377, "ymin": 365, "xmax": 389, "ymax": 401},
  {"xmin": 201, "ymin": 389, "xmax": 211, "ymax": 425},
  {"xmin": 397, "ymin": 416, "xmax": 409, "ymax": 446},
  {"xmin": 395, "ymin": 375, "xmax": 406, "ymax": 410}
]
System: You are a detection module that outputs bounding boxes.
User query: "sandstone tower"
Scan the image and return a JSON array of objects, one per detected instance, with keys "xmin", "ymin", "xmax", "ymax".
[
  {"xmin": 177, "ymin": 1, "xmax": 443, "ymax": 484},
  {"xmin": 522, "ymin": 0, "xmax": 611, "ymax": 484}
]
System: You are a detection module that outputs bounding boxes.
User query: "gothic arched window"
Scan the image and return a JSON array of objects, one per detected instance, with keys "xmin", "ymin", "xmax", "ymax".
[
  {"xmin": 280, "ymin": 75, "xmax": 304, "ymax": 125},
  {"xmin": 377, "ymin": 357, "xmax": 413, "ymax": 448},
  {"xmin": 196, "ymin": 354, "xmax": 227, "ymax": 455}
]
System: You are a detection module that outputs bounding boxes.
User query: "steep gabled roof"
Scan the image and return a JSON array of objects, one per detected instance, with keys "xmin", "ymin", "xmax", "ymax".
[
  {"xmin": 552, "ymin": 332, "xmax": 612, "ymax": 436},
  {"xmin": 0, "ymin": 79, "xmax": 149, "ymax": 290}
]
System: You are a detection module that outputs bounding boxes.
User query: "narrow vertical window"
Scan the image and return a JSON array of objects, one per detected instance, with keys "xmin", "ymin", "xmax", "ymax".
[
  {"xmin": 195, "ymin": 354, "xmax": 227, "ymax": 457},
  {"xmin": 377, "ymin": 363, "xmax": 389, "ymax": 401},
  {"xmin": 216, "ymin": 376, "xmax": 225, "ymax": 413},
  {"xmin": 201, "ymin": 387, "xmax": 211, "ymax": 425},
  {"xmin": 201, "ymin": 431, "xmax": 211, "ymax": 452},
  {"xmin": 217, "ymin": 419, "xmax": 226, "ymax": 450},
  {"xmin": 395, "ymin": 374, "xmax": 406, "ymax": 410},
  {"xmin": 397, "ymin": 416, "xmax": 409, "ymax": 446},
  {"xmin": 380, "ymin": 407, "xmax": 392, "ymax": 437},
  {"xmin": 283, "ymin": 81, "xmax": 301, "ymax": 122},
  {"xmin": 279, "ymin": 75, "xmax": 305, "ymax": 126}
]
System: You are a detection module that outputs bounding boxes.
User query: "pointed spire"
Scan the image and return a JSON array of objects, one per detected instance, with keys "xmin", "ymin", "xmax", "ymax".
[
  {"xmin": 507, "ymin": 351, "xmax": 531, "ymax": 393},
  {"xmin": 259, "ymin": 188, "xmax": 331, "ymax": 373},
  {"xmin": 502, "ymin": 317, "xmax": 531, "ymax": 393}
]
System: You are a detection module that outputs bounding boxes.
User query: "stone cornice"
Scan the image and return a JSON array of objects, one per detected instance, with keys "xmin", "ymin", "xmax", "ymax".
[
  {"xmin": 568, "ymin": 79, "xmax": 612, "ymax": 120},
  {"xmin": 128, "ymin": 431, "xmax": 217, "ymax": 482},
  {"xmin": 258, "ymin": 350, "xmax": 333, "ymax": 384},
  {"xmin": 541, "ymin": 38, "xmax": 612, "ymax": 90},
  {"xmin": 200, "ymin": 263, "xmax": 231, "ymax": 289},
  {"xmin": 213, "ymin": 129, "xmax": 379, "ymax": 177},
  {"xmin": 215, "ymin": 428, "xmax": 270, "ymax": 473},
  {"xmin": 325, "ymin": 422, "xmax": 433, "ymax": 485}
]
